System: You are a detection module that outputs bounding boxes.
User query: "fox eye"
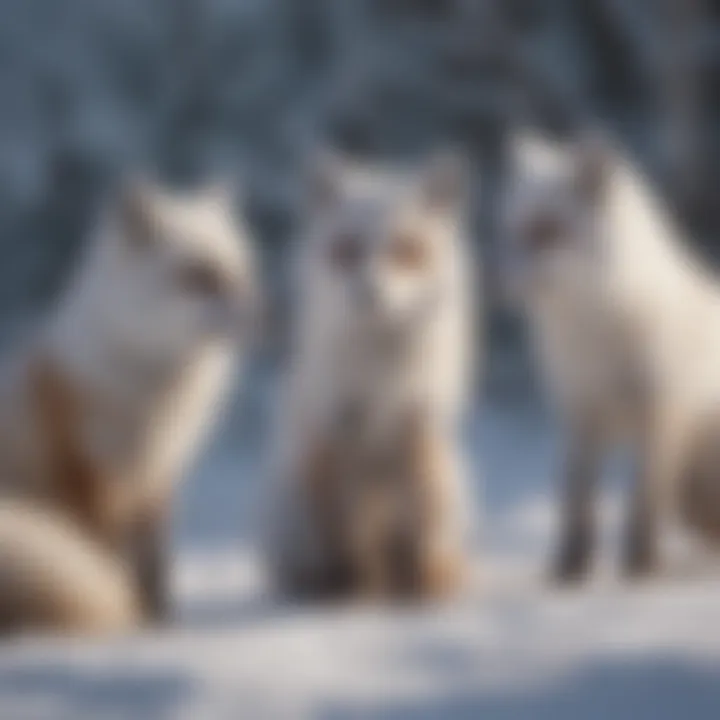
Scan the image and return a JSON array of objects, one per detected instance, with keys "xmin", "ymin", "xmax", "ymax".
[
  {"xmin": 177, "ymin": 262, "xmax": 224, "ymax": 296},
  {"xmin": 524, "ymin": 214, "xmax": 565, "ymax": 252},
  {"xmin": 328, "ymin": 233, "xmax": 363, "ymax": 271},
  {"xmin": 389, "ymin": 233, "xmax": 428, "ymax": 271}
]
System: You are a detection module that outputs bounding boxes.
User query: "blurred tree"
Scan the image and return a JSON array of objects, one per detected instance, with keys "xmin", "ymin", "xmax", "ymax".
[{"xmin": 0, "ymin": 0, "xmax": 719, "ymax": 336}]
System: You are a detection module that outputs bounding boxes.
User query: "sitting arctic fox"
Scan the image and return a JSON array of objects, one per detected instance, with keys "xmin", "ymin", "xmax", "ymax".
[
  {"xmin": 265, "ymin": 151, "xmax": 476, "ymax": 601},
  {"xmin": 0, "ymin": 178, "xmax": 259, "ymax": 631}
]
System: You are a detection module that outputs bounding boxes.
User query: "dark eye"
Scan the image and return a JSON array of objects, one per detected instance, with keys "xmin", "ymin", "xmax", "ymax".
[
  {"xmin": 524, "ymin": 214, "xmax": 565, "ymax": 252},
  {"xmin": 328, "ymin": 233, "xmax": 363, "ymax": 271},
  {"xmin": 177, "ymin": 262, "xmax": 224, "ymax": 296},
  {"xmin": 389, "ymin": 233, "xmax": 428, "ymax": 271}
]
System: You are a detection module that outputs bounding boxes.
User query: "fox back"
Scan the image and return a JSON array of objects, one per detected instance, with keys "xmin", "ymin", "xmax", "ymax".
[{"xmin": 502, "ymin": 133, "xmax": 720, "ymax": 419}]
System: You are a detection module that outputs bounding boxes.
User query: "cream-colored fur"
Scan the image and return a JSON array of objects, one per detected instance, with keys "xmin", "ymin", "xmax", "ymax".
[
  {"xmin": 504, "ymin": 132, "xmax": 720, "ymax": 580},
  {"xmin": 266, "ymin": 152, "xmax": 476, "ymax": 600},
  {"xmin": 0, "ymin": 178, "xmax": 258, "ymax": 629},
  {"xmin": 0, "ymin": 500, "xmax": 139, "ymax": 635}
]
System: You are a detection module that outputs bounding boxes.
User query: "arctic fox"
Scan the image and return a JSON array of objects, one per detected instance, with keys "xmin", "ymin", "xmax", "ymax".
[
  {"xmin": 265, "ymin": 151, "xmax": 476, "ymax": 600},
  {"xmin": 503, "ymin": 132, "xmax": 720, "ymax": 580},
  {"xmin": 0, "ymin": 177, "xmax": 258, "ymax": 629}
]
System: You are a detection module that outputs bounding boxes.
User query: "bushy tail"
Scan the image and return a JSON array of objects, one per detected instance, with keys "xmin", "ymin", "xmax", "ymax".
[{"xmin": 0, "ymin": 501, "xmax": 140, "ymax": 635}]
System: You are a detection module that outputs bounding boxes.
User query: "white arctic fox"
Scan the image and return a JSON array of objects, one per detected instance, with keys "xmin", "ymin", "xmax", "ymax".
[
  {"xmin": 0, "ymin": 178, "xmax": 259, "ymax": 631},
  {"xmin": 265, "ymin": 151, "xmax": 476, "ymax": 600},
  {"xmin": 504, "ymin": 132, "xmax": 720, "ymax": 580}
]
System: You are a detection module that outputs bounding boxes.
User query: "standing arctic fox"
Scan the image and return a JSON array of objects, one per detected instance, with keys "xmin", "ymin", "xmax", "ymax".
[
  {"xmin": 0, "ymin": 178, "xmax": 258, "ymax": 631},
  {"xmin": 266, "ymin": 151, "xmax": 475, "ymax": 600},
  {"xmin": 503, "ymin": 132, "xmax": 720, "ymax": 581}
]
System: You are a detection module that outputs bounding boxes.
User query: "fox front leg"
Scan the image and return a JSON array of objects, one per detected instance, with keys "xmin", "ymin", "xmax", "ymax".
[
  {"xmin": 132, "ymin": 499, "xmax": 171, "ymax": 624},
  {"xmin": 401, "ymin": 411, "xmax": 466, "ymax": 600},
  {"xmin": 553, "ymin": 416, "xmax": 603, "ymax": 583},
  {"xmin": 623, "ymin": 407, "xmax": 684, "ymax": 578}
]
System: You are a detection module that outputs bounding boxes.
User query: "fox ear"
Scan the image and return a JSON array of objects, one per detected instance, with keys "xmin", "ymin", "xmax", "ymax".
[
  {"xmin": 573, "ymin": 133, "xmax": 610, "ymax": 203},
  {"xmin": 202, "ymin": 177, "xmax": 237, "ymax": 211},
  {"xmin": 418, "ymin": 150, "xmax": 468, "ymax": 213},
  {"xmin": 513, "ymin": 132, "xmax": 565, "ymax": 176},
  {"xmin": 117, "ymin": 177, "xmax": 158, "ymax": 250},
  {"xmin": 307, "ymin": 149, "xmax": 345, "ymax": 212}
]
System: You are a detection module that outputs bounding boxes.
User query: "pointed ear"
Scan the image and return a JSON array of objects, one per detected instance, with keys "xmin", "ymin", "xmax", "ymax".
[
  {"xmin": 513, "ymin": 131, "xmax": 565, "ymax": 176},
  {"xmin": 418, "ymin": 150, "xmax": 469, "ymax": 213},
  {"xmin": 307, "ymin": 149, "xmax": 345, "ymax": 212},
  {"xmin": 573, "ymin": 133, "xmax": 610, "ymax": 203},
  {"xmin": 202, "ymin": 176, "xmax": 237, "ymax": 211},
  {"xmin": 117, "ymin": 176, "xmax": 158, "ymax": 249}
]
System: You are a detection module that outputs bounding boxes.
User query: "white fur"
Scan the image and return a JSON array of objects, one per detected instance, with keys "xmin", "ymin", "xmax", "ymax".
[
  {"xmin": 265, "ymin": 156, "xmax": 477, "ymax": 583},
  {"xmin": 506, "ymin": 134, "xmax": 720, "ymax": 435},
  {"xmin": 505, "ymin": 133, "xmax": 720, "ymax": 575},
  {"xmin": 0, "ymin": 180, "xmax": 257, "ymax": 505}
]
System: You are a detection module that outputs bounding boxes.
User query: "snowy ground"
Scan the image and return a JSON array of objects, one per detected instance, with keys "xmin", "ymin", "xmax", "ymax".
[{"xmin": 2, "ymin": 388, "xmax": 720, "ymax": 719}]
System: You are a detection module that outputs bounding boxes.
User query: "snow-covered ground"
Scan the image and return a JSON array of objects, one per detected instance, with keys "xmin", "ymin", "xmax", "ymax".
[{"xmin": 2, "ymin": 390, "xmax": 720, "ymax": 720}]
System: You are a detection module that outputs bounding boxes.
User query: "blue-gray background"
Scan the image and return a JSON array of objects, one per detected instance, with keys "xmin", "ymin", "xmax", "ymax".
[{"xmin": 0, "ymin": 0, "xmax": 718, "ymax": 340}]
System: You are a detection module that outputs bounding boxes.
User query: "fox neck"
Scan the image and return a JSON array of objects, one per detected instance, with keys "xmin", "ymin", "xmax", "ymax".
[
  {"xmin": 41, "ymin": 261, "xmax": 210, "ymax": 471},
  {"xmin": 41, "ymin": 305, "xmax": 232, "ymax": 491}
]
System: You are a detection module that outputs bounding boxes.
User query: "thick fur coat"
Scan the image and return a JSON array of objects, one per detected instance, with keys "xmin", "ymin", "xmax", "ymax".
[{"xmin": 266, "ymin": 153, "xmax": 476, "ymax": 600}]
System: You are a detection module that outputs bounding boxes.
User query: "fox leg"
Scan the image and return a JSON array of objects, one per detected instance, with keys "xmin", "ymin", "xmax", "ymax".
[
  {"xmin": 132, "ymin": 499, "xmax": 171, "ymax": 623},
  {"xmin": 284, "ymin": 436, "xmax": 355, "ymax": 600},
  {"xmin": 553, "ymin": 415, "xmax": 604, "ymax": 583},
  {"xmin": 400, "ymin": 412, "xmax": 465, "ymax": 600},
  {"xmin": 351, "ymin": 515, "xmax": 387, "ymax": 599},
  {"xmin": 623, "ymin": 405, "xmax": 685, "ymax": 578}
]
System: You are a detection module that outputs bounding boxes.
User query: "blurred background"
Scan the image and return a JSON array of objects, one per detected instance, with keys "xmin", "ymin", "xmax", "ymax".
[
  {"xmin": 2, "ymin": 2, "xmax": 720, "ymax": 718},
  {"xmin": 2, "ymin": 0, "xmax": 720, "ymax": 361}
]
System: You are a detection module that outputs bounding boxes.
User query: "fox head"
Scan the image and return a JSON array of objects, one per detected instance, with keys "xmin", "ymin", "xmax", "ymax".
[
  {"xmin": 297, "ymin": 151, "xmax": 468, "ymax": 338},
  {"xmin": 65, "ymin": 178, "xmax": 259, "ymax": 368},
  {"xmin": 501, "ymin": 133, "xmax": 611, "ymax": 308}
]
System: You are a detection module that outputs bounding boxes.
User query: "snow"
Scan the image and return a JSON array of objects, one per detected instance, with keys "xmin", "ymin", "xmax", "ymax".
[{"xmin": 1, "ymin": 392, "xmax": 720, "ymax": 719}]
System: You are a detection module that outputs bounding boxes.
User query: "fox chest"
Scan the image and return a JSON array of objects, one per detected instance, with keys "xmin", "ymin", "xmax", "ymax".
[
  {"xmin": 533, "ymin": 307, "xmax": 649, "ymax": 427},
  {"xmin": 327, "ymin": 343, "xmax": 424, "ymax": 427}
]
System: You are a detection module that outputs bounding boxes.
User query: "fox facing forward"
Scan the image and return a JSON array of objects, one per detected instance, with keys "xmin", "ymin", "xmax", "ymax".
[
  {"xmin": 0, "ymin": 178, "xmax": 258, "ymax": 632},
  {"xmin": 265, "ymin": 151, "xmax": 477, "ymax": 601},
  {"xmin": 503, "ymin": 132, "xmax": 720, "ymax": 581}
]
